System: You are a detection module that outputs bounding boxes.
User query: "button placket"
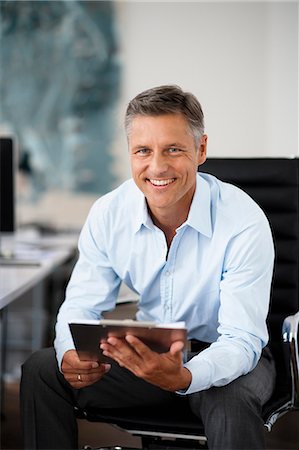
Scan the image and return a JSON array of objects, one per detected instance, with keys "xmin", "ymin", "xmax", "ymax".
[
  {"xmin": 161, "ymin": 260, "xmax": 174, "ymax": 322},
  {"xmin": 160, "ymin": 228, "xmax": 186, "ymax": 322}
]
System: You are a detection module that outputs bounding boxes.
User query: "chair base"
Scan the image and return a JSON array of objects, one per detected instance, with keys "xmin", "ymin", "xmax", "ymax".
[
  {"xmin": 82, "ymin": 446, "xmax": 137, "ymax": 450},
  {"xmin": 82, "ymin": 436, "xmax": 208, "ymax": 450},
  {"xmin": 140, "ymin": 435, "xmax": 208, "ymax": 449}
]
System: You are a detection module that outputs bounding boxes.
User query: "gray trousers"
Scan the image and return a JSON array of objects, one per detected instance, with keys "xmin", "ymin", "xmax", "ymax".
[{"xmin": 20, "ymin": 347, "xmax": 276, "ymax": 450}]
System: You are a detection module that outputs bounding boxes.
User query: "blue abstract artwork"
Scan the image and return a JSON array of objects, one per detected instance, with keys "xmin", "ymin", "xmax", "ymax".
[{"xmin": 0, "ymin": 0, "xmax": 121, "ymax": 196}]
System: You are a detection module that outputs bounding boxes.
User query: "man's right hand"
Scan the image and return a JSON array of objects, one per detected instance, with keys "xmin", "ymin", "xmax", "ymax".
[{"xmin": 61, "ymin": 349, "xmax": 111, "ymax": 389}]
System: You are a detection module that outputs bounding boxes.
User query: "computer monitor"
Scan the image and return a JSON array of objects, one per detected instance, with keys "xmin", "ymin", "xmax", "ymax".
[
  {"xmin": 0, "ymin": 137, "xmax": 15, "ymax": 232},
  {"xmin": 0, "ymin": 137, "xmax": 42, "ymax": 266}
]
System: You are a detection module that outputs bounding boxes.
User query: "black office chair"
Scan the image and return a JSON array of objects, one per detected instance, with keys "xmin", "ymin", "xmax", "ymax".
[{"xmin": 77, "ymin": 157, "xmax": 299, "ymax": 450}]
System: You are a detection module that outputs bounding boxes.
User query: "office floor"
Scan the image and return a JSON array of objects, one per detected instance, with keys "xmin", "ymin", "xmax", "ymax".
[{"xmin": 1, "ymin": 303, "xmax": 299, "ymax": 450}]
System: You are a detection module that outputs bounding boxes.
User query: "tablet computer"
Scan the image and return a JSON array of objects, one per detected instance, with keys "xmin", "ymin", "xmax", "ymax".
[{"xmin": 69, "ymin": 319, "xmax": 187, "ymax": 363}]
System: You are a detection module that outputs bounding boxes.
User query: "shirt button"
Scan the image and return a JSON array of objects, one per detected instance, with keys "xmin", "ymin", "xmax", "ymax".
[{"xmin": 165, "ymin": 271, "xmax": 171, "ymax": 277}]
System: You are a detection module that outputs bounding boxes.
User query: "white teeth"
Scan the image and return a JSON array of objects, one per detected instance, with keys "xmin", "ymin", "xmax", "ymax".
[{"xmin": 149, "ymin": 178, "xmax": 175, "ymax": 186}]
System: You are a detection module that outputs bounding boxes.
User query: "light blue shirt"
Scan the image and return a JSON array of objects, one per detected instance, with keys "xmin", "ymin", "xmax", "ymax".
[{"xmin": 55, "ymin": 173, "xmax": 274, "ymax": 395}]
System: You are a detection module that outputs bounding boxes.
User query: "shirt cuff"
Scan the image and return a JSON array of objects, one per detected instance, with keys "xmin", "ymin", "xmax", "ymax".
[
  {"xmin": 54, "ymin": 341, "xmax": 76, "ymax": 371},
  {"xmin": 176, "ymin": 356, "xmax": 212, "ymax": 395}
]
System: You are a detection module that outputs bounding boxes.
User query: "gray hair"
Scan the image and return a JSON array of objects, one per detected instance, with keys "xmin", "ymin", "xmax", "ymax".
[{"xmin": 125, "ymin": 85, "xmax": 205, "ymax": 146}]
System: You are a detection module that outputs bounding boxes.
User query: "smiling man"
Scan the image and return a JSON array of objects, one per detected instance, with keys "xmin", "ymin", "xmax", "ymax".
[
  {"xmin": 129, "ymin": 113, "xmax": 207, "ymax": 249},
  {"xmin": 21, "ymin": 85, "xmax": 276, "ymax": 450}
]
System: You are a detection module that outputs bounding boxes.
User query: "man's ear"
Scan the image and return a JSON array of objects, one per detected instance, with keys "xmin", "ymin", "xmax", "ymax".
[{"xmin": 197, "ymin": 134, "xmax": 208, "ymax": 166}]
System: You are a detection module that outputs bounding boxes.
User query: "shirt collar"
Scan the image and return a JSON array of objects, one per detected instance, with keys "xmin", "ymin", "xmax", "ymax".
[
  {"xmin": 132, "ymin": 173, "xmax": 213, "ymax": 237},
  {"xmin": 132, "ymin": 186, "xmax": 155, "ymax": 233},
  {"xmin": 183, "ymin": 174, "xmax": 213, "ymax": 238}
]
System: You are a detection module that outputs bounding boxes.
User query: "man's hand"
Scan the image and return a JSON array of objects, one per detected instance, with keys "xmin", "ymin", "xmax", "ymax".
[
  {"xmin": 100, "ymin": 335, "xmax": 191, "ymax": 392},
  {"xmin": 61, "ymin": 349, "xmax": 111, "ymax": 389}
]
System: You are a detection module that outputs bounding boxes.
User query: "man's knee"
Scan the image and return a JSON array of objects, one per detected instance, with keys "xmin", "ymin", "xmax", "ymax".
[
  {"xmin": 189, "ymin": 377, "xmax": 262, "ymax": 422},
  {"xmin": 22, "ymin": 347, "xmax": 57, "ymax": 382}
]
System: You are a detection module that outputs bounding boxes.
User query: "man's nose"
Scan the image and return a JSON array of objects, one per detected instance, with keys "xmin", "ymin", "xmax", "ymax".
[{"xmin": 150, "ymin": 152, "xmax": 168, "ymax": 174}]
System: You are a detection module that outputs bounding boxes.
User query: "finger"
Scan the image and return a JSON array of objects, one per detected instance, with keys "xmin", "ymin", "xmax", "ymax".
[
  {"xmin": 100, "ymin": 339, "xmax": 122, "ymax": 359},
  {"xmin": 62, "ymin": 360, "xmax": 100, "ymax": 373},
  {"xmin": 102, "ymin": 337, "xmax": 140, "ymax": 359},
  {"xmin": 124, "ymin": 335, "xmax": 153, "ymax": 357},
  {"xmin": 101, "ymin": 343, "xmax": 135, "ymax": 365},
  {"xmin": 73, "ymin": 370, "xmax": 107, "ymax": 384},
  {"xmin": 62, "ymin": 350, "xmax": 100, "ymax": 372},
  {"xmin": 65, "ymin": 364, "xmax": 110, "ymax": 382},
  {"xmin": 62, "ymin": 365, "xmax": 100, "ymax": 375},
  {"xmin": 101, "ymin": 338, "xmax": 143, "ymax": 370},
  {"xmin": 64, "ymin": 364, "xmax": 111, "ymax": 389},
  {"xmin": 125, "ymin": 335, "xmax": 182, "ymax": 360},
  {"xmin": 169, "ymin": 340, "xmax": 185, "ymax": 356},
  {"xmin": 70, "ymin": 375, "xmax": 100, "ymax": 389}
]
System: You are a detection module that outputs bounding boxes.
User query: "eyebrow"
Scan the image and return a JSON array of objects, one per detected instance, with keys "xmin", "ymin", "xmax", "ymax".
[
  {"xmin": 165, "ymin": 143, "xmax": 185, "ymax": 148},
  {"xmin": 131, "ymin": 142, "xmax": 186, "ymax": 151}
]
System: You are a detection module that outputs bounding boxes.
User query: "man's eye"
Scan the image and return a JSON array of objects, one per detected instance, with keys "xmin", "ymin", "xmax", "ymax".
[
  {"xmin": 168, "ymin": 148, "xmax": 180, "ymax": 153},
  {"xmin": 136, "ymin": 148, "xmax": 150, "ymax": 155}
]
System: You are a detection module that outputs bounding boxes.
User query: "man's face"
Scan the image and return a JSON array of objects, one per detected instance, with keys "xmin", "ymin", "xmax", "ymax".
[{"xmin": 128, "ymin": 113, "xmax": 207, "ymax": 220}]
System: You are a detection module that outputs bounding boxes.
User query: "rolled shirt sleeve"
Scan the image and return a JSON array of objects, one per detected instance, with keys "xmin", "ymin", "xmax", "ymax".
[
  {"xmin": 54, "ymin": 198, "xmax": 122, "ymax": 368},
  {"xmin": 181, "ymin": 207, "xmax": 274, "ymax": 394}
]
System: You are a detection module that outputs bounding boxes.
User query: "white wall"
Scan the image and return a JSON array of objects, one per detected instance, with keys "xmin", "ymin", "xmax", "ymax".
[{"xmin": 112, "ymin": 1, "xmax": 298, "ymax": 182}]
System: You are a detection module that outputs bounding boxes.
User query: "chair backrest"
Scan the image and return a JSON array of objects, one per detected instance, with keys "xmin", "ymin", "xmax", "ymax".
[{"xmin": 200, "ymin": 157, "xmax": 299, "ymax": 402}]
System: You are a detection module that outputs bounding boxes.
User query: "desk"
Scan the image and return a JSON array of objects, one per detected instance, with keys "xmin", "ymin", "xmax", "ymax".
[
  {"xmin": 0, "ymin": 246, "xmax": 75, "ymax": 309},
  {"xmin": 0, "ymin": 232, "xmax": 78, "ymax": 413}
]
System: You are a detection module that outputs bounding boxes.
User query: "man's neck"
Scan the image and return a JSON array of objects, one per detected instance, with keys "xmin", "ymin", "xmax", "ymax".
[{"xmin": 149, "ymin": 208, "xmax": 189, "ymax": 249}]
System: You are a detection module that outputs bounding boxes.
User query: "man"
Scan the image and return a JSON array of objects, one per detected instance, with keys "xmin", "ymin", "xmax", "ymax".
[{"xmin": 21, "ymin": 85, "xmax": 276, "ymax": 449}]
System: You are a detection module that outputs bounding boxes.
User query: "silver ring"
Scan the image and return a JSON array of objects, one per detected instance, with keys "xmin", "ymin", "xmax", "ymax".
[{"xmin": 77, "ymin": 373, "xmax": 82, "ymax": 382}]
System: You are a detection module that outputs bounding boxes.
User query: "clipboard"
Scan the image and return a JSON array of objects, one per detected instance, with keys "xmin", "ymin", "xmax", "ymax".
[{"xmin": 69, "ymin": 319, "xmax": 187, "ymax": 363}]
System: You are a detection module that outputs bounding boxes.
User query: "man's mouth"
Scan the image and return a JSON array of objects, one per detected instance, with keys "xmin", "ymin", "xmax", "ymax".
[{"xmin": 148, "ymin": 178, "xmax": 176, "ymax": 186}]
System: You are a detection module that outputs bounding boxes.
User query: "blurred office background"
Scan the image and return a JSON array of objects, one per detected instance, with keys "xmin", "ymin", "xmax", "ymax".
[
  {"xmin": 0, "ymin": 1, "xmax": 298, "ymax": 448},
  {"xmin": 0, "ymin": 0, "xmax": 298, "ymax": 231}
]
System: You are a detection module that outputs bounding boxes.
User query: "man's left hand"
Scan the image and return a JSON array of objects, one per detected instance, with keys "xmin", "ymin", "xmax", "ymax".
[{"xmin": 100, "ymin": 335, "xmax": 191, "ymax": 391}]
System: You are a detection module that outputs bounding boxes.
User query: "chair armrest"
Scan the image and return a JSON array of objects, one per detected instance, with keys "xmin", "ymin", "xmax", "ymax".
[{"xmin": 283, "ymin": 311, "xmax": 299, "ymax": 408}]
